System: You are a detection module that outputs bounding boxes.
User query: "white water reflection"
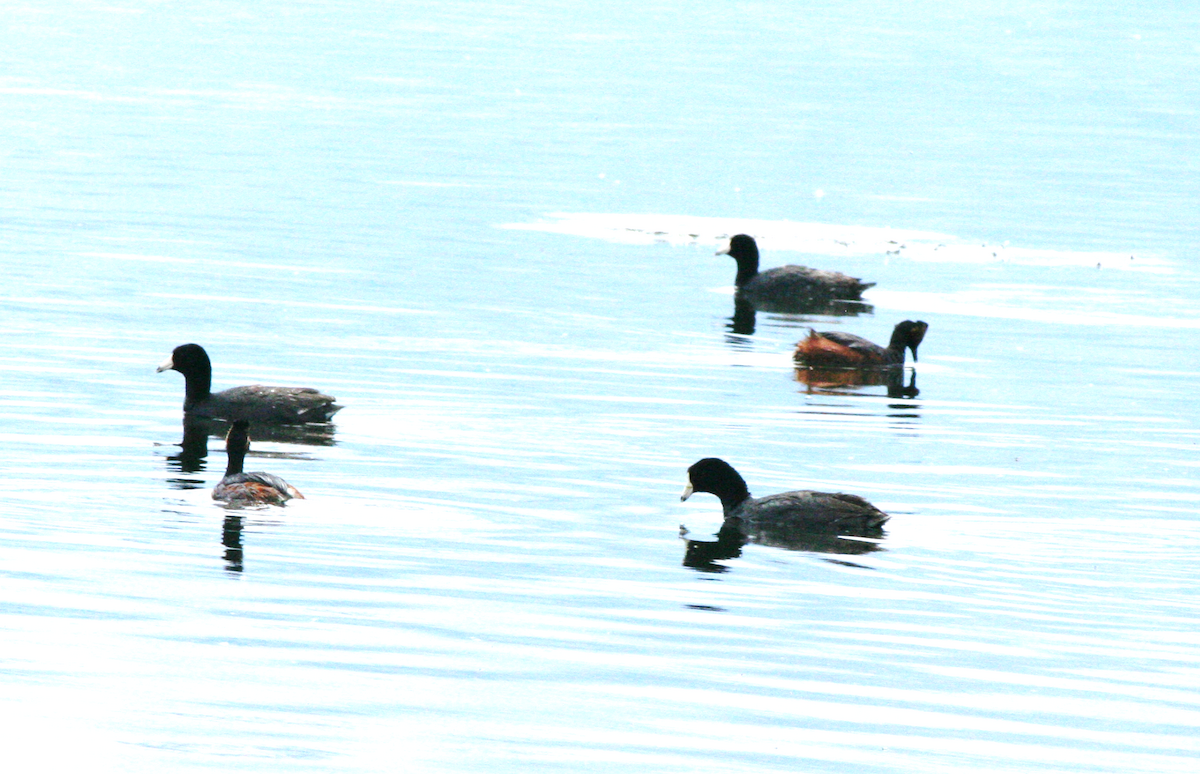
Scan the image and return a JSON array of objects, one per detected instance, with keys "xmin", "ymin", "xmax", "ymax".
[
  {"xmin": 503, "ymin": 212, "xmax": 1166, "ymax": 270},
  {"xmin": 869, "ymin": 289, "xmax": 1200, "ymax": 328}
]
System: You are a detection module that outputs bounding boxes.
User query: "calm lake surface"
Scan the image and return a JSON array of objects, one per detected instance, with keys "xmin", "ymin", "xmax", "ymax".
[{"xmin": 2, "ymin": 2, "xmax": 1199, "ymax": 771}]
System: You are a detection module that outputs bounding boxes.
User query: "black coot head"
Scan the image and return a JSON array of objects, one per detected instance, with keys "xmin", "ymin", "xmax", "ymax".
[
  {"xmin": 157, "ymin": 343, "xmax": 211, "ymax": 375},
  {"xmin": 719, "ymin": 234, "xmax": 759, "ymax": 262},
  {"xmin": 682, "ymin": 458, "xmax": 748, "ymax": 502}
]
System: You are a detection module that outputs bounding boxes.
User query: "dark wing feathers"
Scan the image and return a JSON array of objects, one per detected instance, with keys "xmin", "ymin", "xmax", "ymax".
[
  {"xmin": 737, "ymin": 490, "xmax": 888, "ymax": 531},
  {"xmin": 206, "ymin": 385, "xmax": 341, "ymax": 423},
  {"xmin": 742, "ymin": 265, "xmax": 873, "ymax": 307}
]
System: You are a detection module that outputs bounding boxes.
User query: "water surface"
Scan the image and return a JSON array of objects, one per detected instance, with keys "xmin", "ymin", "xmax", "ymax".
[{"xmin": 1, "ymin": 1, "xmax": 1198, "ymax": 772}]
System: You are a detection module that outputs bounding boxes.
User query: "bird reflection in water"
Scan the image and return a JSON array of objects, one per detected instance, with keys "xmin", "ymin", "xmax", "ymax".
[
  {"xmin": 681, "ymin": 520, "xmax": 747, "ymax": 572},
  {"xmin": 217, "ymin": 510, "xmax": 287, "ymax": 576},
  {"xmin": 726, "ymin": 298, "xmax": 759, "ymax": 337},
  {"xmin": 726, "ymin": 297, "xmax": 875, "ymax": 341},
  {"xmin": 681, "ymin": 517, "xmax": 884, "ymax": 572},
  {"xmin": 222, "ymin": 512, "xmax": 245, "ymax": 574},
  {"xmin": 796, "ymin": 366, "xmax": 920, "ymax": 400},
  {"xmin": 755, "ymin": 298, "xmax": 875, "ymax": 317},
  {"xmin": 183, "ymin": 415, "xmax": 338, "ymax": 447},
  {"xmin": 158, "ymin": 415, "xmax": 335, "ymax": 491},
  {"xmin": 160, "ymin": 416, "xmax": 213, "ymax": 489}
]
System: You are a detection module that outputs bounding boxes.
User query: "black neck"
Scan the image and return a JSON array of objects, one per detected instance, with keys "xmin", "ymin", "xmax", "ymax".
[
  {"xmin": 225, "ymin": 447, "xmax": 245, "ymax": 477},
  {"xmin": 887, "ymin": 326, "xmax": 910, "ymax": 361},
  {"xmin": 734, "ymin": 257, "xmax": 759, "ymax": 286},
  {"xmin": 183, "ymin": 364, "xmax": 213, "ymax": 407},
  {"xmin": 225, "ymin": 431, "xmax": 248, "ymax": 477},
  {"xmin": 717, "ymin": 481, "xmax": 752, "ymax": 513}
]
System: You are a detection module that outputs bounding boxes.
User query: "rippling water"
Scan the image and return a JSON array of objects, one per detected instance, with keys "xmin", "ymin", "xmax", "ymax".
[{"xmin": 2, "ymin": 1, "xmax": 1199, "ymax": 771}]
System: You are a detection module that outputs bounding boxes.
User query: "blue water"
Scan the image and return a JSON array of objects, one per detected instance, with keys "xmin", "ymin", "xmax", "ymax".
[{"xmin": 2, "ymin": 1, "xmax": 1198, "ymax": 771}]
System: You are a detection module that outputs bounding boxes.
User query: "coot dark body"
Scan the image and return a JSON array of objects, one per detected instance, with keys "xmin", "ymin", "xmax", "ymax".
[
  {"xmin": 720, "ymin": 234, "xmax": 874, "ymax": 311},
  {"xmin": 682, "ymin": 457, "xmax": 887, "ymax": 535},
  {"xmin": 158, "ymin": 343, "xmax": 341, "ymax": 424}
]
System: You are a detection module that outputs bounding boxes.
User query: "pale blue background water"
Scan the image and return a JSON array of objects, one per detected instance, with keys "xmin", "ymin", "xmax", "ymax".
[{"xmin": 1, "ymin": 2, "xmax": 1198, "ymax": 772}]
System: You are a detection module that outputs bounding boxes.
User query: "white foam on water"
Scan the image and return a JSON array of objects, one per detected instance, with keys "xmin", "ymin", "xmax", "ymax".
[{"xmin": 500, "ymin": 212, "xmax": 1169, "ymax": 272}]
